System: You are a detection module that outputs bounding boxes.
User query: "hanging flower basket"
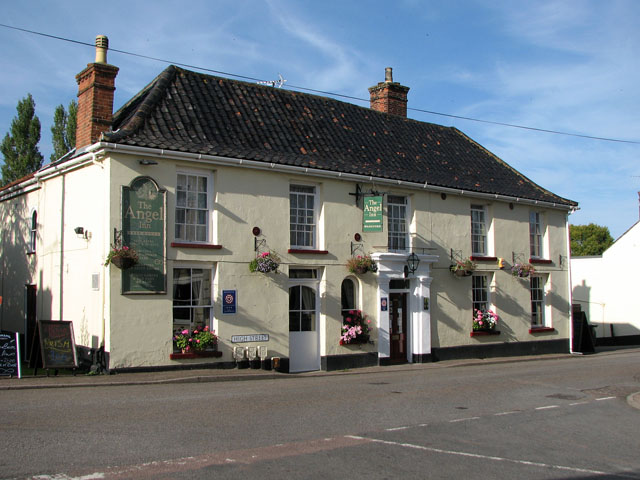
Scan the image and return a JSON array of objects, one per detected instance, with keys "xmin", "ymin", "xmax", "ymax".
[
  {"xmin": 110, "ymin": 256, "xmax": 137, "ymax": 269},
  {"xmin": 346, "ymin": 255, "xmax": 378, "ymax": 275},
  {"xmin": 450, "ymin": 259, "xmax": 476, "ymax": 277},
  {"xmin": 511, "ymin": 263, "xmax": 535, "ymax": 278},
  {"xmin": 104, "ymin": 235, "xmax": 139, "ymax": 269},
  {"xmin": 249, "ymin": 252, "xmax": 280, "ymax": 273}
]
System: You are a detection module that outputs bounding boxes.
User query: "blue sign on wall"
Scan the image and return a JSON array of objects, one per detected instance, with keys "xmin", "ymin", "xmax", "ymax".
[
  {"xmin": 222, "ymin": 290, "xmax": 237, "ymax": 314},
  {"xmin": 381, "ymin": 297, "xmax": 388, "ymax": 312}
]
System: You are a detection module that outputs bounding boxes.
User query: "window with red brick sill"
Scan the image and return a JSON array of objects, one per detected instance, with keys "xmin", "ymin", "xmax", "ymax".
[
  {"xmin": 175, "ymin": 170, "xmax": 214, "ymax": 244},
  {"xmin": 290, "ymin": 184, "xmax": 318, "ymax": 249}
]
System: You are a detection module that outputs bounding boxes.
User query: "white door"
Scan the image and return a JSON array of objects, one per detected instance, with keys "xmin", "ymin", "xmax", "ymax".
[{"xmin": 289, "ymin": 284, "xmax": 320, "ymax": 372}]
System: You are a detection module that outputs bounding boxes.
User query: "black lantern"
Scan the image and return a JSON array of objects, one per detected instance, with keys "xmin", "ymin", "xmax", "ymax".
[{"xmin": 406, "ymin": 252, "xmax": 420, "ymax": 274}]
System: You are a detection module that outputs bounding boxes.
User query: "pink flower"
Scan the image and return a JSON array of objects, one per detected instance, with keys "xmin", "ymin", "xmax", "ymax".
[{"xmin": 181, "ymin": 329, "xmax": 189, "ymax": 335}]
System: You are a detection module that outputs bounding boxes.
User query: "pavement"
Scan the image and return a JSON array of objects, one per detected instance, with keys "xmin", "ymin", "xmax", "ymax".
[{"xmin": 3, "ymin": 346, "xmax": 640, "ymax": 410}]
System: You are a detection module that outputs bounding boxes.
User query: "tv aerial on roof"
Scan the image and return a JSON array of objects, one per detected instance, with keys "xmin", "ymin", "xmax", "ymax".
[{"xmin": 258, "ymin": 73, "xmax": 287, "ymax": 88}]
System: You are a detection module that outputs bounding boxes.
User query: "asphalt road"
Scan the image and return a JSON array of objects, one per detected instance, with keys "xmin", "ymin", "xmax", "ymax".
[{"xmin": 1, "ymin": 349, "xmax": 639, "ymax": 479}]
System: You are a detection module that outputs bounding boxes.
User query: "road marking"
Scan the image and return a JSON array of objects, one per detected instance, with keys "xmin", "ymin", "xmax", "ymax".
[
  {"xmin": 535, "ymin": 405, "xmax": 559, "ymax": 410},
  {"xmin": 386, "ymin": 426, "xmax": 410, "ymax": 431},
  {"xmin": 345, "ymin": 435, "xmax": 610, "ymax": 476},
  {"xmin": 32, "ymin": 474, "xmax": 106, "ymax": 480},
  {"xmin": 494, "ymin": 411, "xmax": 519, "ymax": 416},
  {"xmin": 569, "ymin": 401, "xmax": 589, "ymax": 406},
  {"xmin": 596, "ymin": 396, "xmax": 616, "ymax": 401},
  {"xmin": 34, "ymin": 436, "xmax": 371, "ymax": 479},
  {"xmin": 449, "ymin": 417, "xmax": 480, "ymax": 423}
]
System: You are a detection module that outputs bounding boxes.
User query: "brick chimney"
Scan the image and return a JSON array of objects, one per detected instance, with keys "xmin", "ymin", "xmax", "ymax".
[
  {"xmin": 75, "ymin": 35, "xmax": 119, "ymax": 150},
  {"xmin": 368, "ymin": 67, "xmax": 410, "ymax": 117}
]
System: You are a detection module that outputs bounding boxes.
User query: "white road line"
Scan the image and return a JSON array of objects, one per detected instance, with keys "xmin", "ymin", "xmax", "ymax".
[
  {"xmin": 386, "ymin": 426, "xmax": 410, "ymax": 431},
  {"xmin": 535, "ymin": 405, "xmax": 559, "ymax": 410},
  {"xmin": 494, "ymin": 411, "xmax": 520, "ymax": 416},
  {"xmin": 596, "ymin": 396, "xmax": 616, "ymax": 401},
  {"xmin": 449, "ymin": 417, "xmax": 480, "ymax": 423},
  {"xmin": 569, "ymin": 401, "xmax": 589, "ymax": 406},
  {"xmin": 345, "ymin": 435, "xmax": 610, "ymax": 476}
]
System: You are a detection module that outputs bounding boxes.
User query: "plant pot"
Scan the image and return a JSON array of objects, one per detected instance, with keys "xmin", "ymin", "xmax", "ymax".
[
  {"xmin": 111, "ymin": 256, "xmax": 136, "ymax": 269},
  {"xmin": 454, "ymin": 269, "xmax": 472, "ymax": 277},
  {"xmin": 354, "ymin": 266, "xmax": 368, "ymax": 274}
]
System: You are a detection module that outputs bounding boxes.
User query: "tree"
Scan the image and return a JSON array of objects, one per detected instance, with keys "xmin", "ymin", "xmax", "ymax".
[
  {"xmin": 0, "ymin": 94, "xmax": 43, "ymax": 185},
  {"xmin": 570, "ymin": 223, "xmax": 614, "ymax": 256},
  {"xmin": 50, "ymin": 100, "xmax": 77, "ymax": 162}
]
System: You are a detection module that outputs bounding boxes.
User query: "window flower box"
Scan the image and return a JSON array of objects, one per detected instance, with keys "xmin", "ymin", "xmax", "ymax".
[
  {"xmin": 470, "ymin": 330, "xmax": 500, "ymax": 337},
  {"xmin": 339, "ymin": 310, "xmax": 371, "ymax": 345},
  {"xmin": 473, "ymin": 308, "xmax": 498, "ymax": 332},
  {"xmin": 170, "ymin": 350, "xmax": 222, "ymax": 360},
  {"xmin": 173, "ymin": 326, "xmax": 218, "ymax": 354}
]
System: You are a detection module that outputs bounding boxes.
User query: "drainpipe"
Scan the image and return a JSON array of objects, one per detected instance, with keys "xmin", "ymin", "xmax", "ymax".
[
  {"xmin": 566, "ymin": 212, "xmax": 574, "ymax": 353},
  {"xmin": 59, "ymin": 174, "xmax": 66, "ymax": 320}
]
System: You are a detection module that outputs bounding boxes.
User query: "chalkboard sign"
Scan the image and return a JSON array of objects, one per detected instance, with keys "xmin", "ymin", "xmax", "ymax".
[
  {"xmin": 38, "ymin": 321, "xmax": 78, "ymax": 369},
  {"xmin": 0, "ymin": 332, "xmax": 21, "ymax": 378}
]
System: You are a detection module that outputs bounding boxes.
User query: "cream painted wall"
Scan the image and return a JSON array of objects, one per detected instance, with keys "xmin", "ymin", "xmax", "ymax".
[
  {"xmin": 572, "ymin": 222, "xmax": 640, "ymax": 339},
  {"xmin": 0, "ymin": 147, "xmax": 573, "ymax": 369},
  {"xmin": 428, "ymin": 197, "xmax": 571, "ymax": 348}
]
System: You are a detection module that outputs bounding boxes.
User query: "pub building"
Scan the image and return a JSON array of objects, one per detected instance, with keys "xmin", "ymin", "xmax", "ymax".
[{"xmin": 0, "ymin": 36, "xmax": 577, "ymax": 372}]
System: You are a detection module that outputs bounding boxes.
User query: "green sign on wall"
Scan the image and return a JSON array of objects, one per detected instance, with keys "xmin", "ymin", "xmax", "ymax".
[
  {"xmin": 363, "ymin": 196, "xmax": 383, "ymax": 232},
  {"xmin": 121, "ymin": 176, "xmax": 166, "ymax": 294}
]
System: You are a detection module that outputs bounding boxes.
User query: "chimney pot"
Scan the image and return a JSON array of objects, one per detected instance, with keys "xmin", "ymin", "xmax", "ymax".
[
  {"xmin": 95, "ymin": 35, "xmax": 109, "ymax": 63},
  {"xmin": 75, "ymin": 35, "xmax": 119, "ymax": 150},
  {"xmin": 368, "ymin": 67, "xmax": 410, "ymax": 117}
]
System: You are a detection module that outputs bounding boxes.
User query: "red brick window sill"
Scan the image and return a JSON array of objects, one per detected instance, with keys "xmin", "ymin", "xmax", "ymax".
[
  {"xmin": 170, "ymin": 351, "xmax": 223, "ymax": 360},
  {"xmin": 529, "ymin": 258, "xmax": 553, "ymax": 264},
  {"xmin": 470, "ymin": 256, "xmax": 498, "ymax": 262},
  {"xmin": 288, "ymin": 249, "xmax": 329, "ymax": 254},
  {"xmin": 470, "ymin": 330, "xmax": 501, "ymax": 337},
  {"xmin": 529, "ymin": 327, "xmax": 555, "ymax": 334},
  {"xmin": 171, "ymin": 242, "xmax": 223, "ymax": 249}
]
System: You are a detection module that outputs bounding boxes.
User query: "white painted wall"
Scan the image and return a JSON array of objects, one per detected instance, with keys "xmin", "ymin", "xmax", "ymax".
[{"xmin": 571, "ymin": 222, "xmax": 640, "ymax": 339}]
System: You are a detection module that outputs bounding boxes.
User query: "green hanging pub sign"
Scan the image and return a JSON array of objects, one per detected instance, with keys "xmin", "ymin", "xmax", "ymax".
[
  {"xmin": 121, "ymin": 176, "xmax": 167, "ymax": 294},
  {"xmin": 363, "ymin": 196, "xmax": 383, "ymax": 232}
]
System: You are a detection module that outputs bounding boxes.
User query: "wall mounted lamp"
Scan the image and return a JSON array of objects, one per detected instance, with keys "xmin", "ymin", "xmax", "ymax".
[
  {"xmin": 406, "ymin": 252, "xmax": 420, "ymax": 275},
  {"xmin": 74, "ymin": 226, "xmax": 90, "ymax": 240},
  {"xmin": 139, "ymin": 159, "xmax": 158, "ymax": 166}
]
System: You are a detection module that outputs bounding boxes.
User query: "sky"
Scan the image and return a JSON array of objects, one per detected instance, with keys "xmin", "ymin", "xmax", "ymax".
[{"xmin": 1, "ymin": 0, "xmax": 639, "ymax": 239}]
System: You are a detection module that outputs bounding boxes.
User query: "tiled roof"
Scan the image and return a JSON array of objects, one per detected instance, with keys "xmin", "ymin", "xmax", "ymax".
[{"xmin": 106, "ymin": 66, "xmax": 576, "ymax": 207}]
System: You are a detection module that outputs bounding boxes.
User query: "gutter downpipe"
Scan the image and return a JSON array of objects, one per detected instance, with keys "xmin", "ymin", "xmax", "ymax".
[
  {"xmin": 59, "ymin": 173, "xmax": 65, "ymax": 321},
  {"xmin": 566, "ymin": 212, "xmax": 575, "ymax": 353}
]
